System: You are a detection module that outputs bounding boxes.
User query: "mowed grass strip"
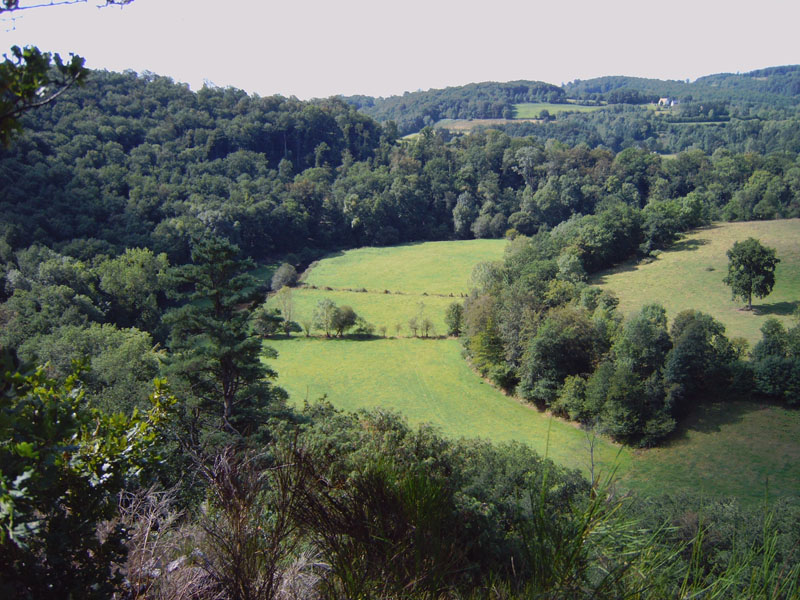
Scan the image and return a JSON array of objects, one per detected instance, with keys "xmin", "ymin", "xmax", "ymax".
[
  {"xmin": 268, "ymin": 337, "xmax": 629, "ymax": 478},
  {"xmin": 268, "ymin": 287, "xmax": 457, "ymax": 336},
  {"xmin": 514, "ymin": 102, "xmax": 602, "ymax": 118},
  {"xmin": 592, "ymin": 219, "xmax": 800, "ymax": 345},
  {"xmin": 303, "ymin": 240, "xmax": 506, "ymax": 295}
]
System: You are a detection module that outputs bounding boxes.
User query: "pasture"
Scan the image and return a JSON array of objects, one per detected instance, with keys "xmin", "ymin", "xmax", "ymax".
[
  {"xmin": 267, "ymin": 336, "xmax": 800, "ymax": 504},
  {"xmin": 592, "ymin": 219, "xmax": 800, "ymax": 345},
  {"xmin": 302, "ymin": 239, "xmax": 506, "ymax": 295},
  {"xmin": 268, "ymin": 287, "xmax": 456, "ymax": 336},
  {"xmin": 269, "ymin": 336, "xmax": 629, "ymax": 477},
  {"xmin": 265, "ymin": 231, "xmax": 800, "ymax": 504},
  {"xmin": 513, "ymin": 102, "xmax": 602, "ymax": 118}
]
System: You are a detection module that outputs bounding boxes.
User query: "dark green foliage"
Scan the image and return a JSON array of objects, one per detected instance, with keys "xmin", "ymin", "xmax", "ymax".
[
  {"xmin": 163, "ymin": 235, "xmax": 285, "ymax": 445},
  {"xmin": 444, "ymin": 301, "xmax": 464, "ymax": 336},
  {"xmin": 96, "ymin": 246, "xmax": 171, "ymax": 331},
  {"xmin": 0, "ymin": 45, "xmax": 87, "ymax": 146},
  {"xmin": 597, "ymin": 304, "xmax": 675, "ymax": 446},
  {"xmin": 3, "ymin": 67, "xmax": 800, "ymax": 267},
  {"xmin": 250, "ymin": 304, "xmax": 284, "ymax": 338},
  {"xmin": 289, "ymin": 405, "xmax": 590, "ymax": 596},
  {"xmin": 519, "ymin": 307, "xmax": 599, "ymax": 406},
  {"xmin": 751, "ymin": 317, "xmax": 800, "ymax": 405},
  {"xmin": 723, "ymin": 237, "xmax": 780, "ymax": 309},
  {"xmin": 0, "ymin": 353, "xmax": 173, "ymax": 599},
  {"xmin": 464, "ymin": 293, "xmax": 506, "ymax": 379},
  {"xmin": 17, "ymin": 322, "xmax": 160, "ymax": 414},
  {"xmin": 663, "ymin": 310, "xmax": 739, "ymax": 416}
]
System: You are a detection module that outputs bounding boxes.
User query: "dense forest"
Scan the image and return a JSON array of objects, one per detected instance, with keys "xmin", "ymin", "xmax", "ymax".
[
  {"xmin": 2, "ymin": 66, "xmax": 800, "ymax": 598},
  {"xmin": 345, "ymin": 80, "xmax": 566, "ymax": 134}
]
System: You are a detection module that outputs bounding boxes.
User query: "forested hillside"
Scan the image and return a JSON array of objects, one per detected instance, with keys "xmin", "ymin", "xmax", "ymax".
[
  {"xmin": 2, "ymin": 65, "xmax": 800, "ymax": 598},
  {"xmin": 3, "ymin": 67, "xmax": 800, "ymax": 268},
  {"xmin": 347, "ymin": 65, "xmax": 800, "ymax": 153},
  {"xmin": 344, "ymin": 80, "xmax": 566, "ymax": 135}
]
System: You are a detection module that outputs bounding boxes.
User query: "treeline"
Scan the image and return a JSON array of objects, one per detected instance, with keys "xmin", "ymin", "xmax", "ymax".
[
  {"xmin": 3, "ymin": 69, "xmax": 800, "ymax": 273},
  {"xmin": 340, "ymin": 66, "xmax": 800, "ymax": 151},
  {"xmin": 498, "ymin": 105, "xmax": 800, "ymax": 154},
  {"xmin": 565, "ymin": 65, "xmax": 800, "ymax": 109},
  {"xmin": 461, "ymin": 208, "xmax": 800, "ymax": 447},
  {"xmin": 344, "ymin": 80, "xmax": 566, "ymax": 135}
]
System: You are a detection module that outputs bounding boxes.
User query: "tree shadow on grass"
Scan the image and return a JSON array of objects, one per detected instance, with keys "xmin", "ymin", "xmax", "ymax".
[
  {"xmin": 666, "ymin": 237, "xmax": 709, "ymax": 253},
  {"xmin": 590, "ymin": 259, "xmax": 642, "ymax": 284},
  {"xmin": 658, "ymin": 400, "xmax": 763, "ymax": 447},
  {"xmin": 591, "ymin": 238, "xmax": 712, "ymax": 285},
  {"xmin": 753, "ymin": 300, "xmax": 799, "ymax": 317}
]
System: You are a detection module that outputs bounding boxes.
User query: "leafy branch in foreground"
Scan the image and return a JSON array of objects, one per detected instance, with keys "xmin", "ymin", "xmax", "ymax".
[
  {"xmin": 0, "ymin": 349, "xmax": 175, "ymax": 599},
  {"xmin": 0, "ymin": 45, "xmax": 87, "ymax": 145}
]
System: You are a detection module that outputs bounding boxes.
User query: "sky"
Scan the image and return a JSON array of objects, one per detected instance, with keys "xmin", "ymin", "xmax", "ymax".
[{"xmin": 2, "ymin": 0, "xmax": 799, "ymax": 100}]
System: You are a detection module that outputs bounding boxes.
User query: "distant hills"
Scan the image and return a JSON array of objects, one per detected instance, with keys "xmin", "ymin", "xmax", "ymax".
[{"xmin": 343, "ymin": 65, "xmax": 800, "ymax": 136}]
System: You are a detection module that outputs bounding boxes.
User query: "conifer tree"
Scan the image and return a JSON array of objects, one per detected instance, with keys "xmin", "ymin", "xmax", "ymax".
[{"xmin": 163, "ymin": 235, "xmax": 285, "ymax": 448}]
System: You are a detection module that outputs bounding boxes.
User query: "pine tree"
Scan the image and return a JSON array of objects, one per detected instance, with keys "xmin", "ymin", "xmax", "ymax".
[{"xmin": 163, "ymin": 236, "xmax": 285, "ymax": 447}]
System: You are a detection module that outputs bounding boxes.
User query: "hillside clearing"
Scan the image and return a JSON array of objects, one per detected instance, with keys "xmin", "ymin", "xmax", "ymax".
[
  {"xmin": 514, "ymin": 102, "xmax": 602, "ymax": 118},
  {"xmin": 268, "ymin": 336, "xmax": 628, "ymax": 476},
  {"xmin": 265, "ymin": 232, "xmax": 800, "ymax": 505},
  {"xmin": 592, "ymin": 219, "xmax": 800, "ymax": 345}
]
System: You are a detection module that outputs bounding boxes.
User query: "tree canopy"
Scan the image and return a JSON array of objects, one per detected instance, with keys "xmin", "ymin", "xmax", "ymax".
[{"xmin": 723, "ymin": 237, "xmax": 780, "ymax": 309}]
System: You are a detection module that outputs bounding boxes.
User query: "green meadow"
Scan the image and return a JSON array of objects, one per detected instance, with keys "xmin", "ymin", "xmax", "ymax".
[
  {"xmin": 269, "ymin": 287, "xmax": 456, "ymax": 336},
  {"xmin": 592, "ymin": 219, "xmax": 800, "ymax": 345},
  {"xmin": 513, "ymin": 102, "xmax": 602, "ymax": 118},
  {"xmin": 303, "ymin": 239, "xmax": 506, "ymax": 295},
  {"xmin": 267, "ymin": 336, "xmax": 800, "ymax": 504},
  {"xmin": 269, "ymin": 336, "xmax": 628, "ymax": 476},
  {"xmin": 265, "ymin": 229, "xmax": 800, "ymax": 504}
]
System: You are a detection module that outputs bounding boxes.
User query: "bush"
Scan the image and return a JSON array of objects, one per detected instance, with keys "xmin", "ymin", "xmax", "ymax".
[{"xmin": 270, "ymin": 262, "xmax": 297, "ymax": 291}]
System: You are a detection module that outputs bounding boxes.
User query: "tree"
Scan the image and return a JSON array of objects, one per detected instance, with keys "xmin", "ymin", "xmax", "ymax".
[
  {"xmin": 331, "ymin": 305, "xmax": 357, "ymax": 337},
  {"xmin": 0, "ymin": 45, "xmax": 87, "ymax": 146},
  {"xmin": 0, "ymin": 1, "xmax": 133, "ymax": 145},
  {"xmin": 270, "ymin": 262, "xmax": 298, "ymax": 291},
  {"xmin": 313, "ymin": 298, "xmax": 337, "ymax": 338},
  {"xmin": 452, "ymin": 191, "xmax": 479, "ymax": 238},
  {"xmin": 163, "ymin": 236, "xmax": 283, "ymax": 442},
  {"xmin": 723, "ymin": 238, "xmax": 780, "ymax": 310},
  {"xmin": 273, "ymin": 286, "xmax": 300, "ymax": 335},
  {"xmin": 444, "ymin": 302, "xmax": 464, "ymax": 336},
  {"xmin": 96, "ymin": 247, "xmax": 171, "ymax": 331}
]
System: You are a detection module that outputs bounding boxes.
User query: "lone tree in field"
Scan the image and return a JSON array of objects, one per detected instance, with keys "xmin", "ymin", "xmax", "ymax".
[{"xmin": 723, "ymin": 237, "xmax": 780, "ymax": 310}]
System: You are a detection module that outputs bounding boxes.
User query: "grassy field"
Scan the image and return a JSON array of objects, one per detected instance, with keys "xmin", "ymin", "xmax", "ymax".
[
  {"xmin": 268, "ymin": 287, "xmax": 456, "ymax": 335},
  {"xmin": 267, "ymin": 337, "xmax": 800, "ymax": 504},
  {"xmin": 618, "ymin": 400, "xmax": 800, "ymax": 503},
  {"xmin": 303, "ymin": 240, "xmax": 506, "ymax": 295},
  {"xmin": 269, "ymin": 336, "xmax": 629, "ymax": 476},
  {"xmin": 264, "ymin": 232, "xmax": 800, "ymax": 505},
  {"xmin": 592, "ymin": 219, "xmax": 800, "ymax": 345},
  {"xmin": 514, "ymin": 102, "xmax": 602, "ymax": 118}
]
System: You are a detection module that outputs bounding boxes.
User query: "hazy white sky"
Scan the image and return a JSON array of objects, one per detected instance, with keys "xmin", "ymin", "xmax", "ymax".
[{"xmin": 2, "ymin": 0, "xmax": 798, "ymax": 99}]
